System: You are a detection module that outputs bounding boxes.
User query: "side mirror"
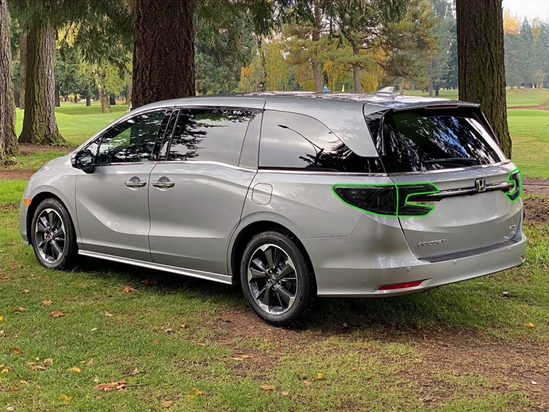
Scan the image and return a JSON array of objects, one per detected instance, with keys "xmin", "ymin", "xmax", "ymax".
[{"xmin": 71, "ymin": 149, "xmax": 95, "ymax": 174}]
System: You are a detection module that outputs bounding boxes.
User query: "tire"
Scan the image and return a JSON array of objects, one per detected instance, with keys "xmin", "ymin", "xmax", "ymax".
[
  {"xmin": 30, "ymin": 198, "xmax": 77, "ymax": 270},
  {"xmin": 240, "ymin": 231, "xmax": 315, "ymax": 326}
]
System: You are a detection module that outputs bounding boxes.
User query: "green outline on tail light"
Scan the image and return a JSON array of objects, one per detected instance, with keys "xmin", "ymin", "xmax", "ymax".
[
  {"xmin": 332, "ymin": 182, "xmax": 439, "ymax": 218},
  {"xmin": 506, "ymin": 168, "xmax": 522, "ymax": 202}
]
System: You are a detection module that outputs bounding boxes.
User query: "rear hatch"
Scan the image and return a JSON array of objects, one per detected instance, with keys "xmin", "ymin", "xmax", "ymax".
[{"xmin": 367, "ymin": 105, "xmax": 522, "ymax": 261}]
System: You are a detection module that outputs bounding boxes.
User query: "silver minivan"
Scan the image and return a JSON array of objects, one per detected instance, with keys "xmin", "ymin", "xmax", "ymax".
[{"xmin": 19, "ymin": 92, "xmax": 526, "ymax": 325}]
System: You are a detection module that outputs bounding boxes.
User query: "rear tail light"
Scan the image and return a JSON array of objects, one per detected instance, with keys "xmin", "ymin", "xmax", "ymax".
[
  {"xmin": 333, "ymin": 183, "xmax": 439, "ymax": 217},
  {"xmin": 506, "ymin": 168, "xmax": 522, "ymax": 201}
]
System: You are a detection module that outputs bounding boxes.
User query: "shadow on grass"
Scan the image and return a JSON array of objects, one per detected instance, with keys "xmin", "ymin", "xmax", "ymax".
[{"xmin": 69, "ymin": 255, "xmax": 520, "ymax": 339}]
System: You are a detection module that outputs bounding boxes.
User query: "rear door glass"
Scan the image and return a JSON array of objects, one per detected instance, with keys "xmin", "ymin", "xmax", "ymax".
[
  {"xmin": 163, "ymin": 108, "xmax": 254, "ymax": 166},
  {"xmin": 379, "ymin": 108, "xmax": 505, "ymax": 173}
]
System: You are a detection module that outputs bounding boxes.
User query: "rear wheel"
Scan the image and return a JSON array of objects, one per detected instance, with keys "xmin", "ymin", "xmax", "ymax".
[
  {"xmin": 30, "ymin": 198, "xmax": 77, "ymax": 270},
  {"xmin": 240, "ymin": 231, "xmax": 315, "ymax": 326}
]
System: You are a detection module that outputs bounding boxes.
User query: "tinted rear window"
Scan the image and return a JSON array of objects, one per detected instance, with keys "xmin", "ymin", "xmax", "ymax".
[{"xmin": 377, "ymin": 108, "xmax": 505, "ymax": 173}]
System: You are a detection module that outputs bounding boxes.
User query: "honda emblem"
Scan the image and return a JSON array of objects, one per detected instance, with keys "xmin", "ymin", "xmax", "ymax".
[{"xmin": 475, "ymin": 178, "xmax": 487, "ymax": 193}]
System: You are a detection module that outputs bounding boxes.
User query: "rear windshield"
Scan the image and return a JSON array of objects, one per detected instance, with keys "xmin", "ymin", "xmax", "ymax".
[{"xmin": 376, "ymin": 108, "xmax": 505, "ymax": 173}]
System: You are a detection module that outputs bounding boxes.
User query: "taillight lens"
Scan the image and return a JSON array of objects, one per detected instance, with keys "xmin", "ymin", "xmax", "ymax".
[
  {"xmin": 333, "ymin": 183, "xmax": 439, "ymax": 217},
  {"xmin": 506, "ymin": 168, "xmax": 522, "ymax": 202}
]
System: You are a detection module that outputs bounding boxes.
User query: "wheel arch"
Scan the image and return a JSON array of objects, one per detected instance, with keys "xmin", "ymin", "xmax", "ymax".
[
  {"xmin": 26, "ymin": 192, "xmax": 75, "ymax": 245},
  {"xmin": 230, "ymin": 220, "xmax": 316, "ymax": 288}
]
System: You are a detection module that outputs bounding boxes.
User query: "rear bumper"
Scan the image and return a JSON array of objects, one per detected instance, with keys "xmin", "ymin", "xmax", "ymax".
[{"xmin": 304, "ymin": 227, "xmax": 527, "ymax": 298}]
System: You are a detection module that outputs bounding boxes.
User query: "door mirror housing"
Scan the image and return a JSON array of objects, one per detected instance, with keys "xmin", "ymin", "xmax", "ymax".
[{"xmin": 71, "ymin": 149, "xmax": 95, "ymax": 174}]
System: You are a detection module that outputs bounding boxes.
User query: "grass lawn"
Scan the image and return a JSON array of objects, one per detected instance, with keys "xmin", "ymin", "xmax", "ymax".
[
  {"xmin": 405, "ymin": 87, "xmax": 549, "ymax": 107},
  {"xmin": 508, "ymin": 110, "xmax": 549, "ymax": 178},
  {"xmin": 2, "ymin": 99, "xmax": 549, "ymax": 411},
  {"xmin": 15, "ymin": 102, "xmax": 128, "ymax": 147}
]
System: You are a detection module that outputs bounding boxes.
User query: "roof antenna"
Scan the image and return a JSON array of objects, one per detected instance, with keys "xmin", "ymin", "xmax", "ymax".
[{"xmin": 376, "ymin": 87, "xmax": 395, "ymax": 98}]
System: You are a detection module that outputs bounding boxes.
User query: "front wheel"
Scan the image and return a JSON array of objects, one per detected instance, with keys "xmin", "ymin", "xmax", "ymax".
[
  {"xmin": 240, "ymin": 231, "xmax": 315, "ymax": 326},
  {"xmin": 30, "ymin": 198, "xmax": 77, "ymax": 270}
]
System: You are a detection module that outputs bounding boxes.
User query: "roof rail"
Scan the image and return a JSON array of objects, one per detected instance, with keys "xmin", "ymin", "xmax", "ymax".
[{"xmin": 375, "ymin": 87, "xmax": 396, "ymax": 98}]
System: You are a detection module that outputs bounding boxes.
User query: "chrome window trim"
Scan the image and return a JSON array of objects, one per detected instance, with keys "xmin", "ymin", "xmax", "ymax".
[
  {"xmin": 154, "ymin": 160, "xmax": 257, "ymax": 172},
  {"xmin": 257, "ymin": 168, "xmax": 389, "ymax": 177},
  {"xmin": 384, "ymin": 160, "xmax": 512, "ymax": 177}
]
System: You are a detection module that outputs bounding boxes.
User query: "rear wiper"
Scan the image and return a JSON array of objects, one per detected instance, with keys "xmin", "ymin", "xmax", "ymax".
[{"xmin": 424, "ymin": 157, "xmax": 477, "ymax": 165}]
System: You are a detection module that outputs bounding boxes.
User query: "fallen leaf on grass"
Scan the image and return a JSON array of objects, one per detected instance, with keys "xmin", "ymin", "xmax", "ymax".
[
  {"xmin": 50, "ymin": 311, "xmax": 66, "ymax": 318},
  {"xmin": 303, "ymin": 380, "xmax": 312, "ymax": 386},
  {"xmin": 67, "ymin": 366, "xmax": 81, "ymax": 373},
  {"xmin": 19, "ymin": 289, "xmax": 29, "ymax": 294},
  {"xmin": 10, "ymin": 347, "xmax": 21, "ymax": 354},
  {"xmin": 0, "ymin": 316, "xmax": 3, "ymax": 321},
  {"xmin": 31, "ymin": 365, "xmax": 47, "ymax": 371},
  {"xmin": 281, "ymin": 391, "xmax": 290, "ymax": 396},
  {"xmin": 13, "ymin": 307, "xmax": 26, "ymax": 312},
  {"xmin": 1, "ymin": 368, "xmax": 8, "ymax": 374},
  {"xmin": 184, "ymin": 387, "xmax": 204, "ymax": 399},
  {"xmin": 180, "ymin": 323, "xmax": 187, "ymax": 329},
  {"xmin": 122, "ymin": 286, "xmax": 136, "ymax": 293},
  {"xmin": 42, "ymin": 300, "xmax": 53, "ymax": 306},
  {"xmin": 0, "ymin": 330, "xmax": 4, "ymax": 336},
  {"xmin": 59, "ymin": 394, "xmax": 72, "ymax": 401},
  {"xmin": 9, "ymin": 386, "xmax": 18, "ymax": 391},
  {"xmin": 104, "ymin": 312, "xmax": 113, "ymax": 318},
  {"xmin": 532, "ymin": 381, "xmax": 538, "ymax": 385},
  {"xmin": 526, "ymin": 322, "xmax": 535, "ymax": 328},
  {"xmin": 231, "ymin": 354, "xmax": 252, "ymax": 361},
  {"xmin": 43, "ymin": 358, "xmax": 53, "ymax": 365},
  {"xmin": 0, "ymin": 275, "xmax": 9, "ymax": 279},
  {"xmin": 131, "ymin": 367, "xmax": 140, "ymax": 375},
  {"xmin": 94, "ymin": 380, "xmax": 127, "ymax": 392},
  {"xmin": 502, "ymin": 290, "xmax": 510, "ymax": 297},
  {"xmin": 164, "ymin": 328, "xmax": 174, "ymax": 334},
  {"xmin": 91, "ymin": 327, "xmax": 98, "ymax": 332},
  {"xmin": 261, "ymin": 385, "xmax": 275, "ymax": 391},
  {"xmin": 161, "ymin": 400, "xmax": 174, "ymax": 408},
  {"xmin": 316, "ymin": 372, "xmax": 325, "ymax": 380}
]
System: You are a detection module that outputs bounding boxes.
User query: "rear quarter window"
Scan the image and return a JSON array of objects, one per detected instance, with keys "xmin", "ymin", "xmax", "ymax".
[{"xmin": 259, "ymin": 111, "xmax": 382, "ymax": 173}]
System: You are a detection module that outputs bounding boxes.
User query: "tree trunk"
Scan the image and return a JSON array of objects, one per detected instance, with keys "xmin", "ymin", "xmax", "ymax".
[
  {"xmin": 255, "ymin": 34, "xmax": 267, "ymax": 92},
  {"xmin": 352, "ymin": 48, "xmax": 362, "ymax": 92},
  {"xmin": 456, "ymin": 0, "xmax": 511, "ymax": 158},
  {"xmin": 311, "ymin": 0, "xmax": 323, "ymax": 92},
  {"xmin": 19, "ymin": 33, "xmax": 27, "ymax": 110},
  {"xmin": 18, "ymin": 24, "xmax": 65, "ymax": 145},
  {"xmin": 109, "ymin": 95, "xmax": 116, "ymax": 105},
  {"xmin": 55, "ymin": 84, "xmax": 60, "ymax": 107},
  {"xmin": 0, "ymin": 0, "xmax": 18, "ymax": 163},
  {"xmin": 125, "ymin": 82, "xmax": 132, "ymax": 106},
  {"xmin": 97, "ymin": 83, "xmax": 111, "ymax": 113},
  {"xmin": 428, "ymin": 60, "xmax": 434, "ymax": 97},
  {"xmin": 132, "ymin": 0, "xmax": 195, "ymax": 109}
]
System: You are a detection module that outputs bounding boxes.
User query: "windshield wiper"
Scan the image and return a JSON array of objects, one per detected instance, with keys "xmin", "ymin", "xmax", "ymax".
[{"xmin": 424, "ymin": 157, "xmax": 477, "ymax": 165}]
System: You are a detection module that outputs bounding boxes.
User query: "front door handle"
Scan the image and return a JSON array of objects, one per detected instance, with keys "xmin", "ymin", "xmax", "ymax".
[
  {"xmin": 152, "ymin": 176, "xmax": 175, "ymax": 189},
  {"xmin": 124, "ymin": 176, "xmax": 147, "ymax": 188}
]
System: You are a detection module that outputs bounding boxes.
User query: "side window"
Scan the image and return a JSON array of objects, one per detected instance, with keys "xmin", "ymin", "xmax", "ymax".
[
  {"xmin": 95, "ymin": 110, "xmax": 168, "ymax": 165},
  {"xmin": 259, "ymin": 111, "xmax": 383, "ymax": 173},
  {"xmin": 165, "ymin": 108, "xmax": 253, "ymax": 166}
]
